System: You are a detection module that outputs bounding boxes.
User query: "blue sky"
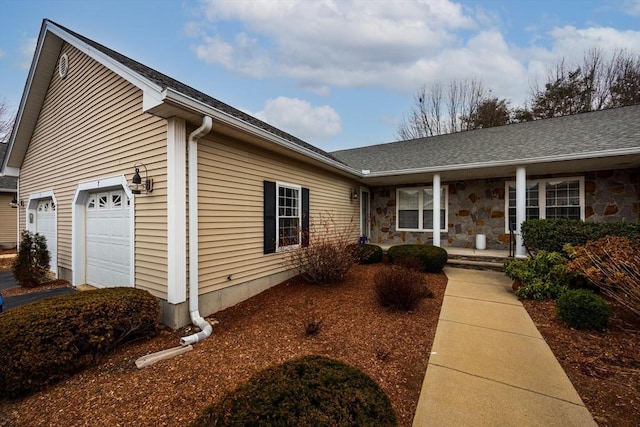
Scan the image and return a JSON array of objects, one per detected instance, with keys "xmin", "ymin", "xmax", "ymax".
[{"xmin": 0, "ymin": 0, "xmax": 639, "ymax": 151}]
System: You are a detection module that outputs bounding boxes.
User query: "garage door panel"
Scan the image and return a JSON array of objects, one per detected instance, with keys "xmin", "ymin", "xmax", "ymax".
[
  {"xmin": 86, "ymin": 190, "xmax": 131, "ymax": 287},
  {"xmin": 35, "ymin": 199, "xmax": 57, "ymax": 273}
]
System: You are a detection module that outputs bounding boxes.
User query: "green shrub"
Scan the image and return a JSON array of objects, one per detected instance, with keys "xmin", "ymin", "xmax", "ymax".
[
  {"xmin": 514, "ymin": 278, "xmax": 567, "ymax": 300},
  {"xmin": 504, "ymin": 251, "xmax": 577, "ymax": 300},
  {"xmin": 191, "ymin": 355, "xmax": 398, "ymax": 427},
  {"xmin": 374, "ymin": 266, "xmax": 433, "ymax": 311},
  {"xmin": 12, "ymin": 230, "xmax": 51, "ymax": 287},
  {"xmin": 521, "ymin": 219, "xmax": 639, "ymax": 253},
  {"xmin": 0, "ymin": 287, "xmax": 159, "ymax": 397},
  {"xmin": 387, "ymin": 245, "xmax": 448, "ymax": 273},
  {"xmin": 349, "ymin": 243, "xmax": 383, "ymax": 264},
  {"xmin": 556, "ymin": 289, "xmax": 612, "ymax": 331}
]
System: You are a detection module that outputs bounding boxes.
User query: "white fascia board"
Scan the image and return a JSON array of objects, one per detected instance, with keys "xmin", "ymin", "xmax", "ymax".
[
  {"xmin": 160, "ymin": 87, "xmax": 363, "ymax": 178},
  {"xmin": 1, "ymin": 167, "xmax": 20, "ymax": 177},
  {"xmin": 45, "ymin": 22, "xmax": 163, "ymax": 97},
  {"xmin": 363, "ymin": 147, "xmax": 640, "ymax": 178}
]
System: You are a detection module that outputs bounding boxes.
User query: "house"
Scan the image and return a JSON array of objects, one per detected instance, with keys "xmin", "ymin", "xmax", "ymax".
[
  {"xmin": 332, "ymin": 107, "xmax": 640, "ymax": 252},
  {"xmin": 2, "ymin": 20, "xmax": 639, "ymax": 329},
  {"xmin": 0, "ymin": 143, "xmax": 18, "ymax": 249}
]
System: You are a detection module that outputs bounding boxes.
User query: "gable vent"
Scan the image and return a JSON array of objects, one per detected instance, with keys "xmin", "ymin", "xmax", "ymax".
[{"xmin": 58, "ymin": 53, "xmax": 69, "ymax": 79}]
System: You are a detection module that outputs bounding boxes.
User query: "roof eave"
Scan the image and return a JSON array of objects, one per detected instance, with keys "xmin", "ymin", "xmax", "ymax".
[
  {"xmin": 362, "ymin": 147, "xmax": 640, "ymax": 178},
  {"xmin": 3, "ymin": 20, "xmax": 165, "ymax": 172},
  {"xmin": 156, "ymin": 87, "xmax": 363, "ymax": 178}
]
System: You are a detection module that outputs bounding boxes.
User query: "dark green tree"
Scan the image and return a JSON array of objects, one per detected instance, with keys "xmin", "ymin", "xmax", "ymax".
[
  {"xmin": 12, "ymin": 231, "xmax": 51, "ymax": 287},
  {"xmin": 462, "ymin": 97, "xmax": 511, "ymax": 129}
]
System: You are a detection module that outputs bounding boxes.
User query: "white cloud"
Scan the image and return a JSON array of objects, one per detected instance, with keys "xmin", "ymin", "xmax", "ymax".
[
  {"xmin": 19, "ymin": 37, "xmax": 37, "ymax": 70},
  {"xmin": 622, "ymin": 0, "xmax": 640, "ymax": 16},
  {"xmin": 0, "ymin": 48, "xmax": 5, "ymax": 58},
  {"xmin": 191, "ymin": 0, "xmax": 477, "ymax": 89},
  {"xmin": 188, "ymin": 1, "xmax": 640, "ymax": 108},
  {"xmin": 252, "ymin": 97, "xmax": 342, "ymax": 142}
]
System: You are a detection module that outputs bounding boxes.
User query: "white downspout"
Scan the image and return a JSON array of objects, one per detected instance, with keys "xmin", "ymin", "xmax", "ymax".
[{"xmin": 181, "ymin": 116, "xmax": 214, "ymax": 346}]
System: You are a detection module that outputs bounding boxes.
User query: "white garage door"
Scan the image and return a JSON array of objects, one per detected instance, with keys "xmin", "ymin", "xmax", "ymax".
[
  {"xmin": 86, "ymin": 190, "xmax": 131, "ymax": 287},
  {"xmin": 36, "ymin": 199, "xmax": 57, "ymax": 273}
]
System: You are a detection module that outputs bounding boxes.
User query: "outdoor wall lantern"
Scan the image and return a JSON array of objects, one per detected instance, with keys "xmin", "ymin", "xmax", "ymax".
[
  {"xmin": 350, "ymin": 188, "xmax": 359, "ymax": 201},
  {"xmin": 130, "ymin": 162, "xmax": 153, "ymax": 195},
  {"xmin": 9, "ymin": 195, "xmax": 23, "ymax": 208}
]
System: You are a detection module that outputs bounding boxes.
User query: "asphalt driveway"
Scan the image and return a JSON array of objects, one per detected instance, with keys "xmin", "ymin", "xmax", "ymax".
[{"xmin": 0, "ymin": 270, "xmax": 75, "ymax": 312}]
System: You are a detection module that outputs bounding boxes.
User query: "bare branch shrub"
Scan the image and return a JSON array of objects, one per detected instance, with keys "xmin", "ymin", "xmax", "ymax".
[
  {"xmin": 374, "ymin": 265, "xmax": 433, "ymax": 311},
  {"xmin": 566, "ymin": 236, "xmax": 640, "ymax": 319},
  {"xmin": 284, "ymin": 212, "xmax": 359, "ymax": 285}
]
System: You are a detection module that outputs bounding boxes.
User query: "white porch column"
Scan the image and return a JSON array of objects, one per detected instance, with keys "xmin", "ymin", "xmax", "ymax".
[
  {"xmin": 515, "ymin": 166, "xmax": 527, "ymax": 258},
  {"xmin": 432, "ymin": 173, "xmax": 441, "ymax": 247},
  {"xmin": 167, "ymin": 117, "xmax": 187, "ymax": 303}
]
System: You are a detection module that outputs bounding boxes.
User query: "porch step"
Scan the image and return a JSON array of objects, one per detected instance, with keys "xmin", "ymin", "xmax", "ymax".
[{"xmin": 446, "ymin": 254, "xmax": 508, "ymax": 272}]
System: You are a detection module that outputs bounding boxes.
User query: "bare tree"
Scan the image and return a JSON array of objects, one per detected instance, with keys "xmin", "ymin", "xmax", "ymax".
[
  {"xmin": 397, "ymin": 78, "xmax": 489, "ymax": 139},
  {"xmin": 0, "ymin": 97, "xmax": 16, "ymax": 144},
  {"xmin": 519, "ymin": 49, "xmax": 640, "ymax": 121}
]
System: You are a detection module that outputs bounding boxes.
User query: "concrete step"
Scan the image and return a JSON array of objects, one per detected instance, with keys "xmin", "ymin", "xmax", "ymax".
[{"xmin": 447, "ymin": 254, "xmax": 509, "ymax": 272}]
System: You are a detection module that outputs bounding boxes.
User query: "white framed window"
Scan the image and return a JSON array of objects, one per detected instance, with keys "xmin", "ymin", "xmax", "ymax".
[
  {"xmin": 87, "ymin": 195, "xmax": 97, "ymax": 210},
  {"xmin": 277, "ymin": 182, "xmax": 301, "ymax": 250},
  {"xmin": 396, "ymin": 186, "xmax": 448, "ymax": 232},
  {"xmin": 505, "ymin": 177, "xmax": 584, "ymax": 231},
  {"xmin": 98, "ymin": 193, "xmax": 109, "ymax": 210}
]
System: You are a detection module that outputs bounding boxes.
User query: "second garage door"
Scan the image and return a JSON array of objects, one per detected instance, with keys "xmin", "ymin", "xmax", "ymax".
[{"xmin": 86, "ymin": 190, "xmax": 131, "ymax": 287}]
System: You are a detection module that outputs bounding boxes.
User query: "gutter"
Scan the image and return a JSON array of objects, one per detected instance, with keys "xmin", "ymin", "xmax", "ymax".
[
  {"xmin": 360, "ymin": 147, "xmax": 640, "ymax": 179},
  {"xmin": 180, "ymin": 116, "xmax": 214, "ymax": 346}
]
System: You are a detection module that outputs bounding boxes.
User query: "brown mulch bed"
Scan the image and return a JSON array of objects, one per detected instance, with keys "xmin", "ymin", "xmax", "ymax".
[
  {"xmin": 522, "ymin": 297, "xmax": 640, "ymax": 427},
  {"xmin": 0, "ymin": 264, "xmax": 447, "ymax": 427}
]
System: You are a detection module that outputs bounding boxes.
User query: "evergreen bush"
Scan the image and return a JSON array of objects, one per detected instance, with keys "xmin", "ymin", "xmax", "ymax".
[
  {"xmin": 0, "ymin": 287, "xmax": 159, "ymax": 397},
  {"xmin": 556, "ymin": 289, "xmax": 612, "ymax": 331},
  {"xmin": 387, "ymin": 245, "xmax": 448, "ymax": 273},
  {"xmin": 521, "ymin": 219, "xmax": 639, "ymax": 253},
  {"xmin": 191, "ymin": 355, "xmax": 398, "ymax": 427},
  {"xmin": 12, "ymin": 230, "xmax": 51, "ymax": 287}
]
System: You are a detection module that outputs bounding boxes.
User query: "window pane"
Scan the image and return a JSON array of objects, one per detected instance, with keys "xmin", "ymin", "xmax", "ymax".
[
  {"xmin": 279, "ymin": 218, "xmax": 299, "ymax": 246},
  {"xmin": 546, "ymin": 206, "xmax": 580, "ymax": 219},
  {"xmin": 398, "ymin": 189, "xmax": 419, "ymax": 209},
  {"xmin": 546, "ymin": 180, "xmax": 580, "ymax": 219},
  {"xmin": 422, "ymin": 209, "xmax": 446, "ymax": 230},
  {"xmin": 399, "ymin": 210, "xmax": 419, "ymax": 229},
  {"xmin": 423, "ymin": 189, "xmax": 433, "ymax": 210}
]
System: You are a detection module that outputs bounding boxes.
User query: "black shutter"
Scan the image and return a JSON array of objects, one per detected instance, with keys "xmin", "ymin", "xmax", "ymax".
[
  {"xmin": 302, "ymin": 187, "xmax": 310, "ymax": 247},
  {"xmin": 264, "ymin": 181, "xmax": 276, "ymax": 254}
]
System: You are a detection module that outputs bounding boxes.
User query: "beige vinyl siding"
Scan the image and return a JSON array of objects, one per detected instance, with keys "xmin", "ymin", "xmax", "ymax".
[
  {"xmin": 197, "ymin": 134, "xmax": 359, "ymax": 295},
  {"xmin": 0, "ymin": 194, "xmax": 18, "ymax": 246},
  {"xmin": 18, "ymin": 43, "xmax": 169, "ymax": 298}
]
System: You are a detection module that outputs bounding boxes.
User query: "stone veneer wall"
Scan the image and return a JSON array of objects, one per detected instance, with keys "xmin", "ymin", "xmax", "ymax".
[
  {"xmin": 585, "ymin": 168, "xmax": 639, "ymax": 222},
  {"xmin": 368, "ymin": 167, "xmax": 639, "ymax": 250}
]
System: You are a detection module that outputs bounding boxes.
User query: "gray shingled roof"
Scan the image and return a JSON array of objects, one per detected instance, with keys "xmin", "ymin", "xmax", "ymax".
[
  {"xmin": 0, "ymin": 143, "xmax": 17, "ymax": 190},
  {"xmin": 332, "ymin": 104, "xmax": 640, "ymax": 172},
  {"xmin": 48, "ymin": 20, "xmax": 346, "ymax": 166}
]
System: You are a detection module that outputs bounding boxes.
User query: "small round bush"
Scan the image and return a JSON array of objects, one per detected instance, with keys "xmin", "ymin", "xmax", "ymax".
[
  {"xmin": 387, "ymin": 245, "xmax": 448, "ymax": 273},
  {"xmin": 374, "ymin": 266, "xmax": 433, "ymax": 311},
  {"xmin": 556, "ymin": 289, "xmax": 612, "ymax": 331},
  {"xmin": 421, "ymin": 246, "xmax": 448, "ymax": 273},
  {"xmin": 350, "ymin": 243, "xmax": 383, "ymax": 264},
  {"xmin": 191, "ymin": 355, "xmax": 398, "ymax": 427}
]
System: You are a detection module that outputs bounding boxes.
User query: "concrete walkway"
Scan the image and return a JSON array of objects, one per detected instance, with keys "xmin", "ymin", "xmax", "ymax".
[{"xmin": 413, "ymin": 267, "xmax": 597, "ymax": 427}]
